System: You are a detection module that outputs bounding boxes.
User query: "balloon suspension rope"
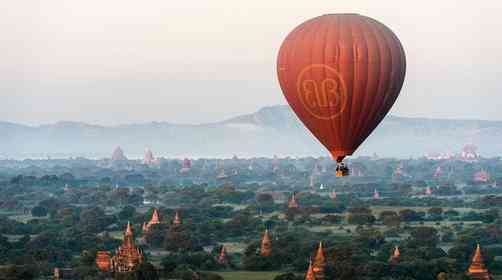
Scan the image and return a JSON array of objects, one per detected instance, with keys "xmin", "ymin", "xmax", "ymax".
[{"xmin": 335, "ymin": 156, "xmax": 345, "ymax": 164}]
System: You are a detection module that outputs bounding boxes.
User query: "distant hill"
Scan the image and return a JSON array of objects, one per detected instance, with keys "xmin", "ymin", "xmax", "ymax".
[{"xmin": 1, "ymin": 106, "xmax": 501, "ymax": 159}]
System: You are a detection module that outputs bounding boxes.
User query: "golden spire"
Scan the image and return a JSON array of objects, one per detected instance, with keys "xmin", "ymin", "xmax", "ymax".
[
  {"xmin": 260, "ymin": 229, "xmax": 272, "ymax": 257},
  {"xmin": 288, "ymin": 192, "xmax": 299, "ymax": 209},
  {"xmin": 143, "ymin": 208, "xmax": 162, "ymax": 234},
  {"xmin": 393, "ymin": 246, "xmax": 400, "ymax": 258},
  {"xmin": 389, "ymin": 246, "xmax": 400, "ymax": 263},
  {"xmin": 313, "ymin": 241, "xmax": 326, "ymax": 280},
  {"xmin": 305, "ymin": 260, "xmax": 316, "ymax": 280},
  {"xmin": 468, "ymin": 244, "xmax": 492, "ymax": 280},
  {"xmin": 53, "ymin": 268, "xmax": 60, "ymax": 280},
  {"xmin": 426, "ymin": 186, "xmax": 433, "ymax": 195},
  {"xmin": 217, "ymin": 245, "xmax": 228, "ymax": 265},
  {"xmin": 123, "ymin": 222, "xmax": 136, "ymax": 249},
  {"xmin": 373, "ymin": 189, "xmax": 380, "ymax": 199},
  {"xmin": 125, "ymin": 222, "xmax": 133, "ymax": 236},
  {"xmin": 173, "ymin": 210, "xmax": 182, "ymax": 226},
  {"xmin": 330, "ymin": 190, "xmax": 337, "ymax": 200},
  {"xmin": 151, "ymin": 208, "xmax": 160, "ymax": 224}
]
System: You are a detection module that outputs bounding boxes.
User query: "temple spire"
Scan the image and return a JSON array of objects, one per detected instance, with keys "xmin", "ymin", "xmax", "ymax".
[
  {"xmin": 305, "ymin": 260, "xmax": 316, "ymax": 280},
  {"xmin": 309, "ymin": 175, "xmax": 315, "ymax": 193},
  {"xmin": 125, "ymin": 222, "xmax": 133, "ymax": 236},
  {"xmin": 53, "ymin": 268, "xmax": 61, "ymax": 280},
  {"xmin": 143, "ymin": 208, "xmax": 162, "ymax": 234},
  {"xmin": 312, "ymin": 241, "xmax": 326, "ymax": 280},
  {"xmin": 260, "ymin": 229, "xmax": 272, "ymax": 257},
  {"xmin": 173, "ymin": 210, "xmax": 182, "ymax": 226},
  {"xmin": 373, "ymin": 189, "xmax": 380, "ymax": 199},
  {"xmin": 123, "ymin": 221, "xmax": 136, "ymax": 250},
  {"xmin": 288, "ymin": 192, "xmax": 299, "ymax": 209},
  {"xmin": 217, "ymin": 246, "xmax": 229, "ymax": 265},
  {"xmin": 389, "ymin": 246, "xmax": 400, "ymax": 264},
  {"xmin": 425, "ymin": 186, "xmax": 433, "ymax": 196},
  {"xmin": 98, "ymin": 222, "xmax": 144, "ymax": 272},
  {"xmin": 330, "ymin": 189, "xmax": 337, "ymax": 200},
  {"xmin": 393, "ymin": 246, "xmax": 400, "ymax": 258},
  {"xmin": 151, "ymin": 208, "xmax": 160, "ymax": 224},
  {"xmin": 468, "ymin": 244, "xmax": 492, "ymax": 280}
]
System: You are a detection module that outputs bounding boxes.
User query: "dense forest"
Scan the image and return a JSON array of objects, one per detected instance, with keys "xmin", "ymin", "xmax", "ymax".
[{"xmin": 0, "ymin": 155, "xmax": 501, "ymax": 279}]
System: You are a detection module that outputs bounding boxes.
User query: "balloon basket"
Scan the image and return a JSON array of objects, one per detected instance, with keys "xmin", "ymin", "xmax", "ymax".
[
  {"xmin": 336, "ymin": 163, "xmax": 350, "ymax": 177},
  {"xmin": 336, "ymin": 169, "xmax": 350, "ymax": 177}
]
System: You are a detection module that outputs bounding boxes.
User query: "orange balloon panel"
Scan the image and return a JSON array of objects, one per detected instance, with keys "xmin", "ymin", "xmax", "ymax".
[{"xmin": 277, "ymin": 14, "xmax": 406, "ymax": 161}]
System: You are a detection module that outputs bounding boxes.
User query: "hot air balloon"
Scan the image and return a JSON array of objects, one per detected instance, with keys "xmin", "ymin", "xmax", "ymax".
[{"xmin": 277, "ymin": 14, "xmax": 406, "ymax": 176}]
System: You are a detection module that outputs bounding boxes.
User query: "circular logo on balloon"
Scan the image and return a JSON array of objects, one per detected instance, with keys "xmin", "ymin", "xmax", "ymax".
[{"xmin": 296, "ymin": 64, "xmax": 348, "ymax": 120}]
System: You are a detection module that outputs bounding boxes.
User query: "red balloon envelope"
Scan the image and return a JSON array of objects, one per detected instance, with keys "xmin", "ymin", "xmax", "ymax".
[{"xmin": 277, "ymin": 14, "xmax": 406, "ymax": 162}]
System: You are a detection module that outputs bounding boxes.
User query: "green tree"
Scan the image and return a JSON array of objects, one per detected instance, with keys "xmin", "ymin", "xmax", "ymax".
[
  {"xmin": 380, "ymin": 211, "xmax": 401, "ymax": 227},
  {"xmin": 118, "ymin": 206, "xmax": 136, "ymax": 221},
  {"xmin": 274, "ymin": 273, "xmax": 302, "ymax": 280},
  {"xmin": 31, "ymin": 206, "xmax": 48, "ymax": 217},
  {"xmin": 408, "ymin": 227, "xmax": 439, "ymax": 248},
  {"xmin": 428, "ymin": 207, "xmax": 444, "ymax": 221},
  {"xmin": 256, "ymin": 193, "xmax": 275, "ymax": 212}
]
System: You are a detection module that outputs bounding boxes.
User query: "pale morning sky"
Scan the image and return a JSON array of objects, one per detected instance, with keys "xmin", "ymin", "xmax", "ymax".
[{"xmin": 1, "ymin": 1, "xmax": 501, "ymax": 125}]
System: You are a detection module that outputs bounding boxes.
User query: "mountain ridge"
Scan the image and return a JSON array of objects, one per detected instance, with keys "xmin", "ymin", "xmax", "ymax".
[
  {"xmin": 3, "ymin": 105, "xmax": 502, "ymax": 128},
  {"xmin": 1, "ymin": 105, "xmax": 501, "ymax": 159}
]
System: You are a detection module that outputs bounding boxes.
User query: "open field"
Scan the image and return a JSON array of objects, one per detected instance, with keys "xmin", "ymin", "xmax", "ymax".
[
  {"xmin": 220, "ymin": 242, "xmax": 248, "ymax": 254},
  {"xmin": 407, "ymin": 220, "xmax": 482, "ymax": 228},
  {"xmin": 307, "ymin": 219, "xmax": 483, "ymax": 235},
  {"xmin": 8, "ymin": 214, "xmax": 47, "ymax": 223},
  {"xmin": 203, "ymin": 242, "xmax": 248, "ymax": 254},
  {"xmin": 307, "ymin": 224, "xmax": 359, "ymax": 235},
  {"xmin": 109, "ymin": 230, "xmax": 124, "ymax": 240},
  {"xmin": 210, "ymin": 271, "xmax": 283, "ymax": 280},
  {"xmin": 145, "ymin": 249, "xmax": 170, "ymax": 268},
  {"xmin": 370, "ymin": 206, "xmax": 484, "ymax": 215},
  {"xmin": 0, "ymin": 210, "xmax": 41, "ymax": 224},
  {"xmin": 213, "ymin": 203, "xmax": 249, "ymax": 211},
  {"xmin": 211, "ymin": 273, "xmax": 501, "ymax": 280},
  {"xmin": 4, "ymin": 234, "xmax": 38, "ymax": 242}
]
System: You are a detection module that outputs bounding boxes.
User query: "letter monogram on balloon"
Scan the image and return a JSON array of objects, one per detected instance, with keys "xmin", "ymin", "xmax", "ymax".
[{"xmin": 296, "ymin": 64, "xmax": 348, "ymax": 120}]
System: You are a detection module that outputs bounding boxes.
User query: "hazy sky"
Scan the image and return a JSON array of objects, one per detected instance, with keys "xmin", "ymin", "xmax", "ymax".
[{"xmin": 1, "ymin": 1, "xmax": 501, "ymax": 125}]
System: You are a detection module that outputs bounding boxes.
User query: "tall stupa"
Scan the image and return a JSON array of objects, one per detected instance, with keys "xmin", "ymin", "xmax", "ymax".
[
  {"xmin": 467, "ymin": 244, "xmax": 492, "ymax": 280},
  {"xmin": 143, "ymin": 148, "xmax": 159, "ymax": 165},
  {"xmin": 260, "ymin": 229, "xmax": 272, "ymax": 257},
  {"xmin": 111, "ymin": 146, "xmax": 128, "ymax": 161}
]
